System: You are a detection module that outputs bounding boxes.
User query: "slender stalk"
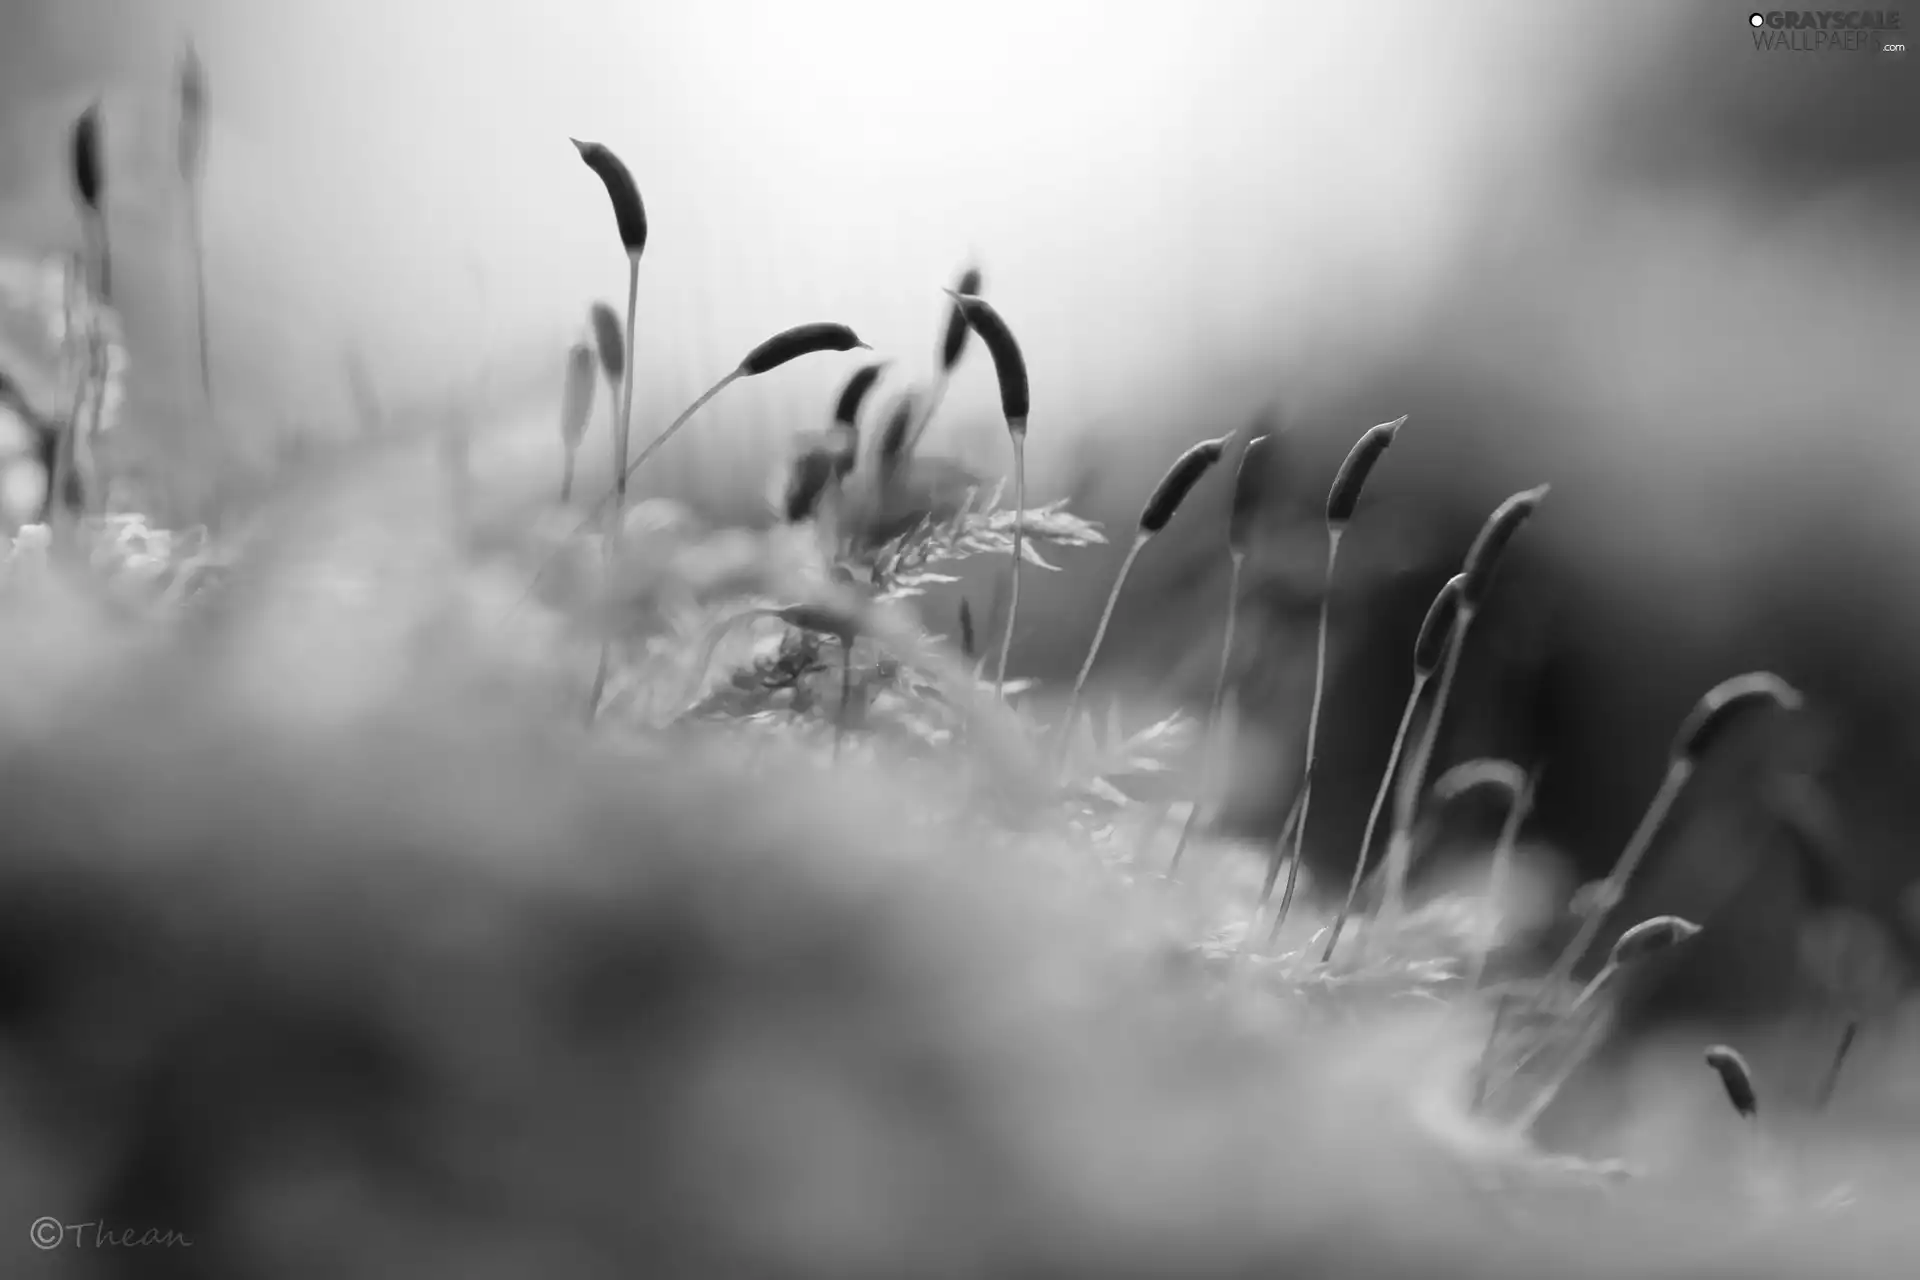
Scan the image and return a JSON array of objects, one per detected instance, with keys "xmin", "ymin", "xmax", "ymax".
[
  {"xmin": 1167, "ymin": 552, "xmax": 1245, "ymax": 874},
  {"xmin": 586, "ymin": 257, "xmax": 640, "ymax": 724},
  {"xmin": 188, "ymin": 184, "xmax": 212, "ymax": 414},
  {"xmin": 904, "ymin": 368, "xmax": 950, "ymax": 457},
  {"xmin": 1815, "ymin": 1018, "xmax": 1859, "ymax": 1111},
  {"xmin": 1541, "ymin": 759, "xmax": 1693, "ymax": 991},
  {"xmin": 1321, "ymin": 673, "xmax": 1427, "ymax": 962},
  {"xmin": 834, "ymin": 638, "xmax": 855, "ymax": 760},
  {"xmin": 1247, "ymin": 789, "xmax": 1305, "ymax": 948},
  {"xmin": 994, "ymin": 431, "xmax": 1027, "ymax": 699},
  {"xmin": 1464, "ymin": 767, "xmax": 1537, "ymax": 993},
  {"xmin": 1057, "ymin": 531, "xmax": 1148, "ymax": 761},
  {"xmin": 1272, "ymin": 528, "xmax": 1342, "ymax": 938},
  {"xmin": 560, "ymin": 450, "xmax": 576, "ymax": 505},
  {"xmin": 1382, "ymin": 602, "xmax": 1476, "ymax": 927}
]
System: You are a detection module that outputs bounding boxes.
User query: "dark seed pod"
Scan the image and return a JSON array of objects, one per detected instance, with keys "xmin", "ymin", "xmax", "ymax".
[
  {"xmin": 569, "ymin": 137, "xmax": 648, "ymax": 257},
  {"xmin": 588, "ymin": 301, "xmax": 625, "ymax": 383},
  {"xmin": 1608, "ymin": 914, "xmax": 1703, "ymax": 967},
  {"xmin": 875, "ymin": 388, "xmax": 921, "ymax": 475},
  {"xmin": 1671, "ymin": 671, "xmax": 1803, "ymax": 765},
  {"xmin": 776, "ymin": 602, "xmax": 860, "ymax": 644},
  {"xmin": 1703, "ymin": 1044, "xmax": 1759, "ymax": 1120},
  {"xmin": 783, "ymin": 446, "xmax": 838, "ymax": 523},
  {"xmin": 178, "ymin": 41, "xmax": 207, "ymax": 183},
  {"xmin": 1325, "ymin": 415, "xmax": 1406, "ymax": 526},
  {"xmin": 833, "ymin": 360, "xmax": 890, "ymax": 428},
  {"xmin": 1227, "ymin": 430, "xmax": 1273, "ymax": 557},
  {"xmin": 72, "ymin": 101, "xmax": 103, "ymax": 212},
  {"xmin": 943, "ymin": 290, "xmax": 1029, "ymax": 431},
  {"xmin": 738, "ymin": 322, "xmax": 869, "ymax": 377},
  {"xmin": 1139, "ymin": 435, "xmax": 1229, "ymax": 535},
  {"xmin": 958, "ymin": 598, "xmax": 977, "ymax": 660},
  {"xmin": 1461, "ymin": 483, "xmax": 1550, "ymax": 609},
  {"xmin": 1413, "ymin": 574, "xmax": 1466, "ymax": 678},
  {"xmin": 560, "ymin": 341, "xmax": 596, "ymax": 448},
  {"xmin": 940, "ymin": 265, "xmax": 983, "ymax": 373}
]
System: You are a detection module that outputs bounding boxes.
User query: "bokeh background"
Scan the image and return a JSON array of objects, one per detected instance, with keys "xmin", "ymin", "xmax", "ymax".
[{"xmin": 1, "ymin": 0, "xmax": 1918, "ymax": 1025}]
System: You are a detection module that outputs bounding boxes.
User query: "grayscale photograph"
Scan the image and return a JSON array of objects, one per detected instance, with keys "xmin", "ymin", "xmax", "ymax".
[{"xmin": 0, "ymin": 1, "xmax": 1914, "ymax": 1275}]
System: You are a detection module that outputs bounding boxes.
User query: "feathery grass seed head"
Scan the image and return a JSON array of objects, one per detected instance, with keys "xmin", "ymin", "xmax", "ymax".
[
  {"xmin": 72, "ymin": 102, "xmax": 104, "ymax": 212},
  {"xmin": 1671, "ymin": 671, "xmax": 1804, "ymax": 766},
  {"xmin": 739, "ymin": 323, "xmax": 869, "ymax": 376},
  {"xmin": 943, "ymin": 290, "xmax": 1028, "ymax": 432},
  {"xmin": 569, "ymin": 138, "xmax": 648, "ymax": 257},
  {"xmin": 588, "ymin": 302, "xmax": 625, "ymax": 383},
  {"xmin": 1325, "ymin": 415, "xmax": 1406, "ymax": 526},
  {"xmin": 1703, "ymin": 1044, "xmax": 1759, "ymax": 1120},
  {"xmin": 1608, "ymin": 914, "xmax": 1703, "ymax": 967},
  {"xmin": 1414, "ymin": 574, "xmax": 1467, "ymax": 678},
  {"xmin": 560, "ymin": 342, "xmax": 596, "ymax": 448},
  {"xmin": 1461, "ymin": 483, "xmax": 1550, "ymax": 609},
  {"xmin": 1139, "ymin": 436, "xmax": 1229, "ymax": 535},
  {"xmin": 940, "ymin": 265, "xmax": 983, "ymax": 373}
]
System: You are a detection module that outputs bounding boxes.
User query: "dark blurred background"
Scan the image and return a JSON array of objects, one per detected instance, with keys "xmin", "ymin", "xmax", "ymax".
[{"xmin": 1, "ymin": 0, "xmax": 1918, "ymax": 1023}]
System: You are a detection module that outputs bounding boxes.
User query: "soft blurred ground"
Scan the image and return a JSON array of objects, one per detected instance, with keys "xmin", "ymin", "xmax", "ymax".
[{"xmin": 2, "ymin": 0, "xmax": 1920, "ymax": 1174}]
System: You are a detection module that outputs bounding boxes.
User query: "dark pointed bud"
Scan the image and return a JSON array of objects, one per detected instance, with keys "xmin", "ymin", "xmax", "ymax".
[
  {"xmin": 1608, "ymin": 915, "xmax": 1703, "ymax": 967},
  {"xmin": 560, "ymin": 342, "xmax": 596, "ymax": 448},
  {"xmin": 958, "ymin": 598, "xmax": 977, "ymax": 660},
  {"xmin": 588, "ymin": 301, "xmax": 625, "ymax": 384},
  {"xmin": 72, "ymin": 102, "xmax": 103, "ymax": 212},
  {"xmin": 178, "ymin": 42, "xmax": 207, "ymax": 183},
  {"xmin": 833, "ymin": 360, "xmax": 890, "ymax": 428},
  {"xmin": 1413, "ymin": 573, "xmax": 1466, "ymax": 678},
  {"xmin": 1139, "ymin": 435, "xmax": 1229, "ymax": 535},
  {"xmin": 940, "ymin": 265, "xmax": 984, "ymax": 373},
  {"xmin": 783, "ymin": 447, "xmax": 838, "ymax": 523},
  {"xmin": 1325, "ymin": 415, "xmax": 1406, "ymax": 526},
  {"xmin": 738, "ymin": 322, "xmax": 869, "ymax": 376},
  {"xmin": 776, "ymin": 602, "xmax": 860, "ymax": 644},
  {"xmin": 876, "ymin": 388, "xmax": 921, "ymax": 476},
  {"xmin": 570, "ymin": 137, "xmax": 648, "ymax": 258},
  {"xmin": 1671, "ymin": 672, "xmax": 1803, "ymax": 766},
  {"xmin": 943, "ymin": 290, "xmax": 1028, "ymax": 432},
  {"xmin": 1227, "ymin": 428, "xmax": 1274, "ymax": 557},
  {"xmin": 1461, "ymin": 483, "xmax": 1550, "ymax": 609},
  {"xmin": 1703, "ymin": 1044, "xmax": 1759, "ymax": 1120}
]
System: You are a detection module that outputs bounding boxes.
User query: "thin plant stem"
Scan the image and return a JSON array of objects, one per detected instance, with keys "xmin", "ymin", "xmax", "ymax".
[
  {"xmin": 1322, "ymin": 673, "xmax": 1427, "ymax": 963},
  {"xmin": 1247, "ymin": 789, "xmax": 1305, "ymax": 949},
  {"xmin": 1272, "ymin": 528, "xmax": 1343, "ymax": 940},
  {"xmin": 560, "ymin": 449, "xmax": 576, "ymax": 505},
  {"xmin": 1168, "ymin": 552, "xmax": 1244, "ymax": 874},
  {"xmin": 1383, "ymin": 602, "xmax": 1476, "ymax": 928},
  {"xmin": 835, "ymin": 639, "xmax": 853, "ymax": 760},
  {"xmin": 905, "ymin": 369, "xmax": 950, "ymax": 456},
  {"xmin": 1816, "ymin": 1018, "xmax": 1860, "ymax": 1111},
  {"xmin": 994, "ymin": 432, "xmax": 1027, "ymax": 699},
  {"xmin": 188, "ymin": 184, "xmax": 213, "ymax": 414},
  {"xmin": 587, "ymin": 256, "xmax": 640, "ymax": 724},
  {"xmin": 1541, "ymin": 759, "xmax": 1693, "ymax": 991},
  {"xmin": 1057, "ymin": 531, "xmax": 1148, "ymax": 763},
  {"xmin": 1464, "ymin": 769, "xmax": 1537, "ymax": 993}
]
